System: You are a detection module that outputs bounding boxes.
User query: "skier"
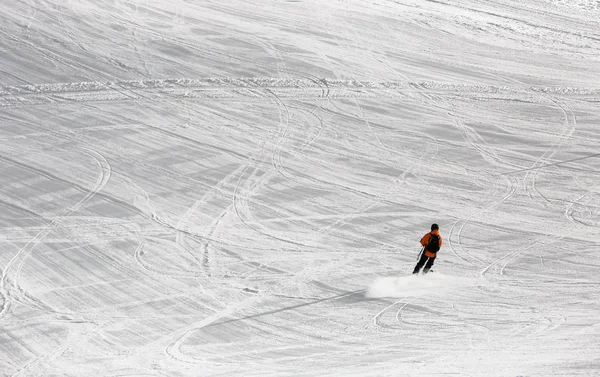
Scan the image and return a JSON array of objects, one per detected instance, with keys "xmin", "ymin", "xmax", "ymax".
[{"xmin": 413, "ymin": 223, "xmax": 442, "ymax": 275}]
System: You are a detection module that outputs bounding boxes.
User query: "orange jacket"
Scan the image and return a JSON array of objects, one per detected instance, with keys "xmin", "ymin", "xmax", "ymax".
[{"xmin": 420, "ymin": 229, "xmax": 442, "ymax": 258}]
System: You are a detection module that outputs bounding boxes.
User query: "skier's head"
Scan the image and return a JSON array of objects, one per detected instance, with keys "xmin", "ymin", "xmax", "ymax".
[{"xmin": 431, "ymin": 223, "xmax": 439, "ymax": 231}]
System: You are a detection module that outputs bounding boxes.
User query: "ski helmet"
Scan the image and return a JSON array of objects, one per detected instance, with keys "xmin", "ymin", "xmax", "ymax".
[{"xmin": 431, "ymin": 223, "xmax": 439, "ymax": 231}]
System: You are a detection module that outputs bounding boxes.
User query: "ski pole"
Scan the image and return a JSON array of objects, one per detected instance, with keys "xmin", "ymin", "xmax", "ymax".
[{"xmin": 417, "ymin": 246, "xmax": 424, "ymax": 261}]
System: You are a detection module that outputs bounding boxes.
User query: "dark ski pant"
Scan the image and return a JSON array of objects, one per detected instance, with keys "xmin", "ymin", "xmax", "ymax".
[{"xmin": 413, "ymin": 253, "xmax": 435, "ymax": 274}]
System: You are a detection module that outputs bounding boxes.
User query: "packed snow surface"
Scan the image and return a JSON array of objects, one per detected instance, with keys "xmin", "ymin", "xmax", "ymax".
[
  {"xmin": 366, "ymin": 273, "xmax": 486, "ymax": 299},
  {"xmin": 1, "ymin": 0, "xmax": 600, "ymax": 376}
]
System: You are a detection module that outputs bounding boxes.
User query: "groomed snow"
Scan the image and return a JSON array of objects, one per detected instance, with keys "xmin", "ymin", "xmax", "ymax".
[{"xmin": 1, "ymin": 0, "xmax": 599, "ymax": 376}]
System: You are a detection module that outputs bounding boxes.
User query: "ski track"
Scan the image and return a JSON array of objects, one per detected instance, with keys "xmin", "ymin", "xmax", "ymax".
[
  {"xmin": 2, "ymin": 81, "xmax": 598, "ymax": 373},
  {"xmin": 401, "ymin": 74, "xmax": 522, "ymax": 272},
  {"xmin": 180, "ymin": 164, "xmax": 249, "ymax": 279},
  {"xmin": 482, "ymin": 72, "xmax": 586, "ymax": 276},
  {"xmin": 357, "ymin": 26, "xmax": 536, "ymax": 273},
  {"xmin": 2, "ymin": 0, "xmax": 600, "ymax": 375},
  {"xmin": 309, "ymin": 117, "xmax": 436, "ymax": 246},
  {"xmin": 0, "ymin": 147, "xmax": 111, "ymax": 321},
  {"xmin": 3, "ymin": 78, "xmax": 600, "ymax": 110}
]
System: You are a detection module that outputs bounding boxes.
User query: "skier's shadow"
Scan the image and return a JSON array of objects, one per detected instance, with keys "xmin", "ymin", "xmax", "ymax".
[{"xmin": 204, "ymin": 289, "xmax": 369, "ymax": 329}]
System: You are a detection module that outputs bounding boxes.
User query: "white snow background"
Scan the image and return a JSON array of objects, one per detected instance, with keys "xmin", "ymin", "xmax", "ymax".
[{"xmin": 1, "ymin": 0, "xmax": 600, "ymax": 376}]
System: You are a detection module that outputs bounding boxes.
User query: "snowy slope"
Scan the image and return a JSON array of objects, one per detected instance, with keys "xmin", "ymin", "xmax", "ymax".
[{"xmin": 1, "ymin": 0, "xmax": 600, "ymax": 376}]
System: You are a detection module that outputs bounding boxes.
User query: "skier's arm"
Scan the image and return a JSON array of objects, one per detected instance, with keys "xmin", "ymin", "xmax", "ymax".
[{"xmin": 420, "ymin": 234, "xmax": 429, "ymax": 247}]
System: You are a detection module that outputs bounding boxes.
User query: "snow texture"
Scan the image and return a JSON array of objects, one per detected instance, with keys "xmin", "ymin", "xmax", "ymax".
[
  {"xmin": 366, "ymin": 273, "xmax": 485, "ymax": 299},
  {"xmin": 1, "ymin": 0, "xmax": 600, "ymax": 376}
]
